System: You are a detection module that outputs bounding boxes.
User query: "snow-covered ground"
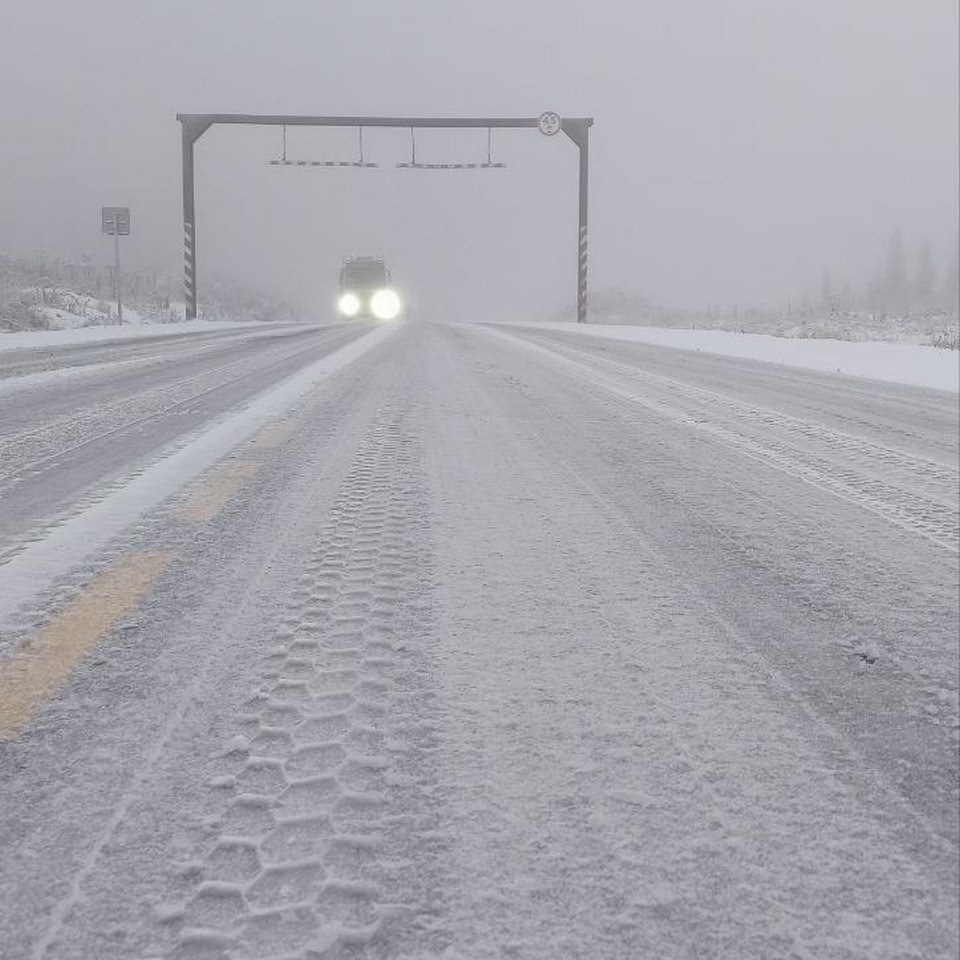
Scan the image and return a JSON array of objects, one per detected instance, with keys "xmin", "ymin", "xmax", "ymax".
[
  {"xmin": 24, "ymin": 296, "xmax": 249, "ymax": 331},
  {"xmin": 8, "ymin": 315, "xmax": 957, "ymax": 392},
  {"xmin": 0, "ymin": 316, "xmax": 291, "ymax": 352},
  {"xmin": 0, "ymin": 324, "xmax": 396, "ymax": 628},
  {"xmin": 0, "ymin": 319, "xmax": 956, "ymax": 959},
  {"xmin": 0, "ymin": 255, "xmax": 300, "ymax": 332},
  {"xmin": 501, "ymin": 320, "xmax": 960, "ymax": 392},
  {"xmin": 577, "ymin": 293, "xmax": 960, "ymax": 348}
]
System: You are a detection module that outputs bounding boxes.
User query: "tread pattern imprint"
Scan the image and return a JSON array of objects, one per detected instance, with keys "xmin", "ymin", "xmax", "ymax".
[{"xmin": 161, "ymin": 400, "xmax": 445, "ymax": 960}]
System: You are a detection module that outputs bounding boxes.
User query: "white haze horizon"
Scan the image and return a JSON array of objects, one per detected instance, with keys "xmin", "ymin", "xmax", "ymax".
[{"xmin": 1, "ymin": 0, "xmax": 957, "ymax": 320}]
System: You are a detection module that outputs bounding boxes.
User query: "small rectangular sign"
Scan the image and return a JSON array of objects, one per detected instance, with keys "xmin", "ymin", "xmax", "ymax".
[{"xmin": 101, "ymin": 206, "xmax": 130, "ymax": 236}]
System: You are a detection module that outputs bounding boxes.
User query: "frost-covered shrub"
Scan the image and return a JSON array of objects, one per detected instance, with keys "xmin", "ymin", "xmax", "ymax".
[{"xmin": 929, "ymin": 328, "xmax": 960, "ymax": 350}]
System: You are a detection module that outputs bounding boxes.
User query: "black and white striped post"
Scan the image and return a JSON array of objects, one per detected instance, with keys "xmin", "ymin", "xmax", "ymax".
[
  {"xmin": 183, "ymin": 218, "xmax": 195, "ymax": 320},
  {"xmin": 579, "ymin": 149, "xmax": 589, "ymax": 325}
]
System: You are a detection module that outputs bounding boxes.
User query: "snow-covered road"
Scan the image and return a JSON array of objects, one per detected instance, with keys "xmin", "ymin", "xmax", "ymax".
[{"xmin": 0, "ymin": 320, "xmax": 957, "ymax": 959}]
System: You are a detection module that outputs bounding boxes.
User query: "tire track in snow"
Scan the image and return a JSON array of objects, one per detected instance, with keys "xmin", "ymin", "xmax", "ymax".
[
  {"xmin": 418, "ymin": 324, "xmax": 958, "ymax": 959},
  {"xmin": 467, "ymin": 323, "xmax": 958, "ymax": 804},
  {"xmin": 0, "ymin": 345, "xmax": 291, "ymax": 483},
  {"xmin": 0, "ymin": 324, "xmax": 397, "ymax": 636},
  {"xmin": 488, "ymin": 327, "xmax": 959, "ymax": 554},
  {"xmin": 166, "ymin": 407, "xmax": 443, "ymax": 960}
]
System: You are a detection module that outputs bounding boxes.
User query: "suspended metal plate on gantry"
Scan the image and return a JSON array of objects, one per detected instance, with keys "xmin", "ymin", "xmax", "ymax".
[
  {"xmin": 269, "ymin": 125, "xmax": 379, "ymax": 168},
  {"xmin": 269, "ymin": 160, "xmax": 379, "ymax": 168},
  {"xmin": 396, "ymin": 127, "xmax": 506, "ymax": 170},
  {"xmin": 396, "ymin": 163, "xmax": 507, "ymax": 170}
]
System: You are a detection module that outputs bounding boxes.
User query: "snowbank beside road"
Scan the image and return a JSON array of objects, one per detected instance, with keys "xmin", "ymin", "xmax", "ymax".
[
  {"xmin": 0, "ymin": 318, "xmax": 299, "ymax": 352},
  {"xmin": 502, "ymin": 321, "xmax": 959, "ymax": 393}
]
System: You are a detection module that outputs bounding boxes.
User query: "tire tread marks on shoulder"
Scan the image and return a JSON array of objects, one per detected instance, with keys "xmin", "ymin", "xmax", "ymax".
[{"xmin": 499, "ymin": 330, "xmax": 959, "ymax": 554}]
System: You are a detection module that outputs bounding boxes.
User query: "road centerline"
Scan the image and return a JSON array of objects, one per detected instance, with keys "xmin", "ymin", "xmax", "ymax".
[
  {"xmin": 175, "ymin": 459, "xmax": 261, "ymax": 521},
  {"xmin": 0, "ymin": 551, "xmax": 173, "ymax": 740}
]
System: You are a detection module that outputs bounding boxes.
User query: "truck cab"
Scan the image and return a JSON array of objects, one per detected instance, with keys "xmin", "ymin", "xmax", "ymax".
[{"xmin": 338, "ymin": 257, "xmax": 401, "ymax": 320}]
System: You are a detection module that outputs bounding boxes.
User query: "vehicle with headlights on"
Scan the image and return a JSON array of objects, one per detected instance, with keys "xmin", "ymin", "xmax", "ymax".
[{"xmin": 337, "ymin": 256, "xmax": 402, "ymax": 320}]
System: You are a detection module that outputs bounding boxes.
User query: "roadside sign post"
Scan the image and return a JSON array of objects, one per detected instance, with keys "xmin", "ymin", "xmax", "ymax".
[{"xmin": 101, "ymin": 206, "xmax": 130, "ymax": 324}]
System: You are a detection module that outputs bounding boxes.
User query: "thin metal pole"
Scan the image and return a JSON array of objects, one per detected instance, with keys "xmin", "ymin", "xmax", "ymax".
[
  {"xmin": 114, "ymin": 229, "xmax": 123, "ymax": 324},
  {"xmin": 181, "ymin": 126, "xmax": 197, "ymax": 320}
]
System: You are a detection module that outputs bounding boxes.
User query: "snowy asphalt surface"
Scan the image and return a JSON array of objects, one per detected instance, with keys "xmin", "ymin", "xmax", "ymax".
[{"xmin": 0, "ymin": 320, "xmax": 957, "ymax": 959}]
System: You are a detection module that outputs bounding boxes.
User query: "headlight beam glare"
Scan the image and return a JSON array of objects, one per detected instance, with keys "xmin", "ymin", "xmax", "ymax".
[
  {"xmin": 338, "ymin": 293, "xmax": 361, "ymax": 317},
  {"xmin": 370, "ymin": 289, "xmax": 401, "ymax": 320}
]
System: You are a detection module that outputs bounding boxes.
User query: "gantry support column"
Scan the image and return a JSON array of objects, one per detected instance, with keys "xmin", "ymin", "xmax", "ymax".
[
  {"xmin": 562, "ymin": 118, "xmax": 593, "ymax": 323},
  {"xmin": 178, "ymin": 117, "xmax": 211, "ymax": 320}
]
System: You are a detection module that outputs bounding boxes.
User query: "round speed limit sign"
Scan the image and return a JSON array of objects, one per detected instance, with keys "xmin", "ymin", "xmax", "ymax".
[{"xmin": 538, "ymin": 111, "xmax": 562, "ymax": 136}]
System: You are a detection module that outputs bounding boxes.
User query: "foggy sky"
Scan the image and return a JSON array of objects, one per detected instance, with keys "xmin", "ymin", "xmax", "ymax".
[{"xmin": 1, "ymin": 0, "xmax": 957, "ymax": 319}]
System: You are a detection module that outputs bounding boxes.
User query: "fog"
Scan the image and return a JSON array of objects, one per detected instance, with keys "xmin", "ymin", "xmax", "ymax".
[{"xmin": 1, "ymin": 0, "xmax": 957, "ymax": 319}]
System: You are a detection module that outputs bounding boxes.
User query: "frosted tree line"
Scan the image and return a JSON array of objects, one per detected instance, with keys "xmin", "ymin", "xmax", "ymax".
[{"xmin": 823, "ymin": 232, "xmax": 960, "ymax": 318}]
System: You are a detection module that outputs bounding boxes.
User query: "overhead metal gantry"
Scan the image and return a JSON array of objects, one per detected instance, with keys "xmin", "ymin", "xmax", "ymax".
[{"xmin": 176, "ymin": 112, "xmax": 593, "ymax": 322}]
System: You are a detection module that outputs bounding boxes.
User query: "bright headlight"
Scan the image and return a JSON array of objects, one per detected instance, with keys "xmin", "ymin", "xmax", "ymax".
[
  {"xmin": 370, "ymin": 289, "xmax": 401, "ymax": 320},
  {"xmin": 338, "ymin": 293, "xmax": 361, "ymax": 317}
]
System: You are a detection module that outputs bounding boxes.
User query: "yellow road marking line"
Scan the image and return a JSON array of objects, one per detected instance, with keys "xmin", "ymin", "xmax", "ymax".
[
  {"xmin": 175, "ymin": 460, "xmax": 260, "ymax": 521},
  {"xmin": 0, "ymin": 551, "xmax": 172, "ymax": 740},
  {"xmin": 251, "ymin": 418, "xmax": 297, "ymax": 449}
]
